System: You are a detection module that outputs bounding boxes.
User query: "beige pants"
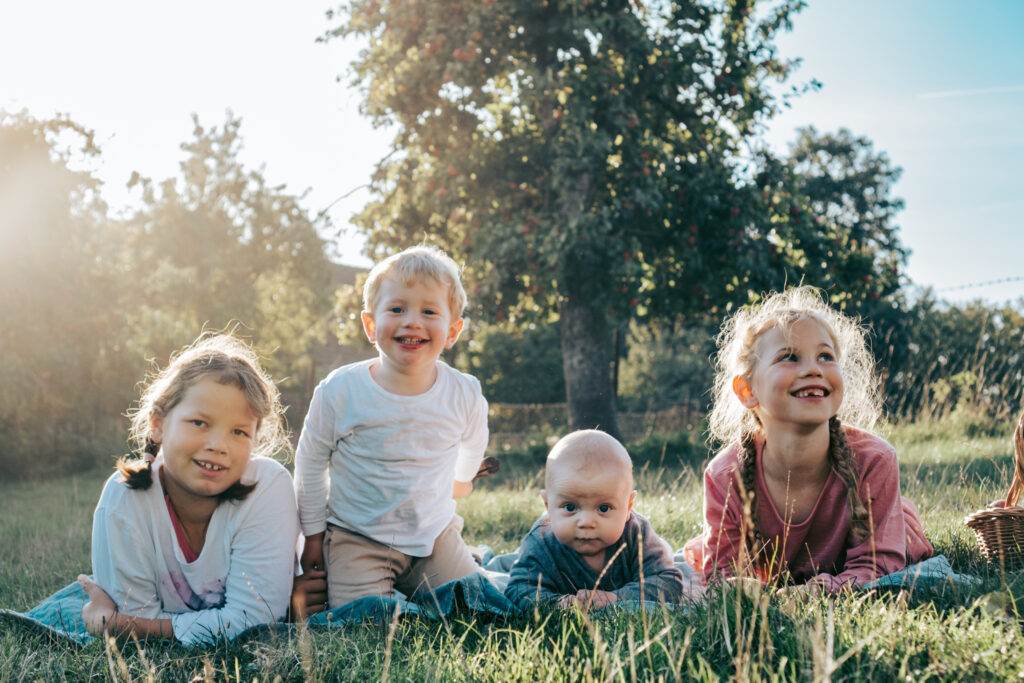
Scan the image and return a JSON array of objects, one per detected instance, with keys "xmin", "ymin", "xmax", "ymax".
[{"xmin": 325, "ymin": 516, "xmax": 481, "ymax": 608}]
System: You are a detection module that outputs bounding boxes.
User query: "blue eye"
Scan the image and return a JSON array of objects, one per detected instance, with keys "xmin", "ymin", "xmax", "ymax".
[
  {"xmin": 233, "ymin": 428, "xmax": 251, "ymax": 438},
  {"xmin": 598, "ymin": 504, "xmax": 612, "ymax": 513},
  {"xmin": 189, "ymin": 419, "xmax": 206, "ymax": 427},
  {"xmin": 389, "ymin": 306, "xmax": 402, "ymax": 314},
  {"xmin": 818, "ymin": 352, "xmax": 835, "ymax": 363},
  {"xmin": 562, "ymin": 503, "xmax": 577, "ymax": 512}
]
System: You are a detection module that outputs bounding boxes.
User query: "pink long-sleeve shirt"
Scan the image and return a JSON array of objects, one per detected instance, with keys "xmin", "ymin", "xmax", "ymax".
[{"xmin": 687, "ymin": 427, "xmax": 933, "ymax": 593}]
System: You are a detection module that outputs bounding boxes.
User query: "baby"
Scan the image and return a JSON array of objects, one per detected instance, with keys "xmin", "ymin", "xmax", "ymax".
[{"xmin": 504, "ymin": 430, "xmax": 684, "ymax": 609}]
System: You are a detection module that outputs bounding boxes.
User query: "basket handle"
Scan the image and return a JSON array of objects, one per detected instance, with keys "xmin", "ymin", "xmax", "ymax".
[{"xmin": 1005, "ymin": 411, "xmax": 1024, "ymax": 506}]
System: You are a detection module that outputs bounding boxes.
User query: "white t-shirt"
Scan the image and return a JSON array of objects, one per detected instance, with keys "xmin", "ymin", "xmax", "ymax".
[
  {"xmin": 294, "ymin": 359, "xmax": 489, "ymax": 556},
  {"xmin": 90, "ymin": 456, "xmax": 299, "ymax": 646}
]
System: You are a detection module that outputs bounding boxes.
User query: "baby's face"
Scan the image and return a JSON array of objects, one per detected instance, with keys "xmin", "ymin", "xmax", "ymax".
[{"xmin": 543, "ymin": 466, "xmax": 636, "ymax": 560}]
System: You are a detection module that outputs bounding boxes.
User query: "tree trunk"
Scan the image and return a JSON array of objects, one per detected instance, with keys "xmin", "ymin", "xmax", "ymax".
[{"xmin": 560, "ymin": 296, "xmax": 622, "ymax": 441}]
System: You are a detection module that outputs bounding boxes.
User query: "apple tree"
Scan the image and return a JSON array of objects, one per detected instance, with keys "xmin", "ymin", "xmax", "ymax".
[{"xmin": 327, "ymin": 0, "xmax": 895, "ymax": 437}]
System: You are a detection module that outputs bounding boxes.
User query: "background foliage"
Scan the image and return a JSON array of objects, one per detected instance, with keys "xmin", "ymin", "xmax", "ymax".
[{"xmin": 1, "ymin": 0, "xmax": 1021, "ymax": 476}]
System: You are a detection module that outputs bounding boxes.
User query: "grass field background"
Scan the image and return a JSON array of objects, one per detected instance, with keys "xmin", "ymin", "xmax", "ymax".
[{"xmin": 3, "ymin": 421, "xmax": 1024, "ymax": 681}]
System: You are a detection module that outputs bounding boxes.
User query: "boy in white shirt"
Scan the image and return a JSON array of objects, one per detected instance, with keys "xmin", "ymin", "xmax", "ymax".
[{"xmin": 294, "ymin": 245, "xmax": 489, "ymax": 608}]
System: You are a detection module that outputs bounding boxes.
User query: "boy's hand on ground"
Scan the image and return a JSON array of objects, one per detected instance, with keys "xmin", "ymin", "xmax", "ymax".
[
  {"xmin": 289, "ymin": 568, "xmax": 328, "ymax": 621},
  {"xmin": 78, "ymin": 574, "xmax": 116, "ymax": 635},
  {"xmin": 300, "ymin": 532, "xmax": 326, "ymax": 574}
]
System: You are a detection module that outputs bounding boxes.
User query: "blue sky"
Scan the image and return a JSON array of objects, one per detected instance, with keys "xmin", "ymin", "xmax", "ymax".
[
  {"xmin": 1, "ymin": 0, "xmax": 1021, "ymax": 304},
  {"xmin": 766, "ymin": 0, "xmax": 1024, "ymax": 304}
]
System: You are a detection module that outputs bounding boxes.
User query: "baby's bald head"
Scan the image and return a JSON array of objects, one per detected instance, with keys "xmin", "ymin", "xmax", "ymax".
[{"xmin": 545, "ymin": 429, "xmax": 633, "ymax": 490}]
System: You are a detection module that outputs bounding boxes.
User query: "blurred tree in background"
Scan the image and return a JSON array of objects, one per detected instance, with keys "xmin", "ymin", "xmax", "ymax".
[
  {"xmin": 123, "ymin": 114, "xmax": 337, "ymax": 398},
  {"xmin": 0, "ymin": 111, "xmax": 130, "ymax": 475},
  {"xmin": 466, "ymin": 321, "xmax": 565, "ymax": 403},
  {"xmin": 0, "ymin": 112, "xmax": 336, "ymax": 477}
]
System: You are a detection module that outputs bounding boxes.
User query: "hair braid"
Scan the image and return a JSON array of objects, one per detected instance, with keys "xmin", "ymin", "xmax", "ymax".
[
  {"xmin": 738, "ymin": 434, "xmax": 765, "ymax": 563},
  {"xmin": 827, "ymin": 416, "xmax": 870, "ymax": 544}
]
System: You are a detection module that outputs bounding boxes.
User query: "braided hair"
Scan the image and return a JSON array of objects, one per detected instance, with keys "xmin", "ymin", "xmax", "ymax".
[{"xmin": 711, "ymin": 286, "xmax": 881, "ymax": 568}]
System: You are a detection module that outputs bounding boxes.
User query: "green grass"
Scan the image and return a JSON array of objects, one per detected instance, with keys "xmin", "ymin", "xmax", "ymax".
[{"xmin": 4, "ymin": 422, "xmax": 1024, "ymax": 681}]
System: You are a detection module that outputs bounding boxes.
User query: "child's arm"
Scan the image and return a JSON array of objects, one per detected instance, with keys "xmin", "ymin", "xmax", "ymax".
[
  {"xmin": 289, "ymin": 566, "xmax": 328, "ymax": 621},
  {"xmin": 299, "ymin": 531, "xmax": 326, "ymax": 573},
  {"xmin": 453, "ymin": 457, "xmax": 501, "ymax": 498},
  {"xmin": 611, "ymin": 518, "xmax": 686, "ymax": 603},
  {"xmin": 89, "ymin": 480, "xmax": 167, "ymax": 626},
  {"xmin": 451, "ymin": 381, "xmax": 489, "ymax": 498},
  {"xmin": 700, "ymin": 458, "xmax": 748, "ymax": 581},
  {"xmin": 504, "ymin": 526, "xmax": 567, "ymax": 608},
  {"xmin": 293, "ymin": 382, "xmax": 336, "ymax": 561},
  {"xmin": 806, "ymin": 444, "xmax": 916, "ymax": 593},
  {"xmin": 78, "ymin": 575, "xmax": 175, "ymax": 640}
]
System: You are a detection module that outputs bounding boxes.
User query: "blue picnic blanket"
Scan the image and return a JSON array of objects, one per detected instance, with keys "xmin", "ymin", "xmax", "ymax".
[
  {"xmin": 863, "ymin": 554, "xmax": 980, "ymax": 591},
  {"xmin": 0, "ymin": 580, "xmax": 91, "ymax": 646},
  {"xmin": 0, "ymin": 554, "xmax": 978, "ymax": 646}
]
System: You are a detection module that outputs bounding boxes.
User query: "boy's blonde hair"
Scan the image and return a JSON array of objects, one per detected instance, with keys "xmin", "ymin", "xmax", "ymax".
[
  {"xmin": 362, "ymin": 245, "xmax": 468, "ymax": 320},
  {"xmin": 707, "ymin": 285, "xmax": 881, "ymax": 447}
]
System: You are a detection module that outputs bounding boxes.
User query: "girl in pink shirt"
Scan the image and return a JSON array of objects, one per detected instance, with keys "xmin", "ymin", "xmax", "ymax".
[{"xmin": 685, "ymin": 287, "xmax": 932, "ymax": 594}]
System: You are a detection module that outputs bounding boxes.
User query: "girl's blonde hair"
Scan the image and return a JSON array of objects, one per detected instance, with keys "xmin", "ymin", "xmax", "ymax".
[
  {"xmin": 118, "ymin": 334, "xmax": 290, "ymax": 500},
  {"xmin": 707, "ymin": 285, "xmax": 881, "ymax": 446},
  {"xmin": 707, "ymin": 286, "xmax": 882, "ymax": 558}
]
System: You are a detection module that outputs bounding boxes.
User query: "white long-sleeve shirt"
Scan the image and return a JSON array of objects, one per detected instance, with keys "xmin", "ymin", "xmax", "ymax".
[
  {"xmin": 294, "ymin": 359, "xmax": 488, "ymax": 556},
  {"xmin": 90, "ymin": 456, "xmax": 299, "ymax": 646}
]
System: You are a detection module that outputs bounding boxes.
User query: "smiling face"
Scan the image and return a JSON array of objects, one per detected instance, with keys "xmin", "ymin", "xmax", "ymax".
[
  {"xmin": 542, "ymin": 432, "xmax": 636, "ymax": 565},
  {"xmin": 150, "ymin": 377, "xmax": 258, "ymax": 502},
  {"xmin": 361, "ymin": 276, "xmax": 464, "ymax": 390},
  {"xmin": 737, "ymin": 317, "xmax": 844, "ymax": 433}
]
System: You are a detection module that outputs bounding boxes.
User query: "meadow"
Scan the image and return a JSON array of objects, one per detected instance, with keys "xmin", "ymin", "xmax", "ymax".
[{"xmin": 3, "ymin": 421, "xmax": 1024, "ymax": 681}]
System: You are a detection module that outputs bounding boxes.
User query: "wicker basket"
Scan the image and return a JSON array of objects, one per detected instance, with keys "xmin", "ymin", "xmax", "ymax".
[{"xmin": 965, "ymin": 411, "xmax": 1024, "ymax": 569}]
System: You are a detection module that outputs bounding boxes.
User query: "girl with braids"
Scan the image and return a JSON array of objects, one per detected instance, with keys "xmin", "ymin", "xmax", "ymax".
[
  {"xmin": 75, "ymin": 334, "xmax": 300, "ymax": 644},
  {"xmin": 684, "ymin": 286, "xmax": 932, "ymax": 593}
]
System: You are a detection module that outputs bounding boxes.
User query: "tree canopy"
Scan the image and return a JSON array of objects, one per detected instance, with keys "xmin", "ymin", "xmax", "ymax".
[
  {"xmin": 0, "ymin": 111, "xmax": 337, "ymax": 476},
  {"xmin": 328, "ymin": 0, "xmax": 907, "ymax": 436}
]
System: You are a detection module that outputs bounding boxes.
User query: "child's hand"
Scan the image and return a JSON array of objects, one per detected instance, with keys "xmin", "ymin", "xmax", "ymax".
[
  {"xmin": 78, "ymin": 574, "xmax": 117, "ymax": 635},
  {"xmin": 289, "ymin": 568, "xmax": 328, "ymax": 621},
  {"xmin": 576, "ymin": 589, "xmax": 618, "ymax": 609},
  {"xmin": 556, "ymin": 594, "xmax": 582, "ymax": 609},
  {"xmin": 557, "ymin": 590, "xmax": 618, "ymax": 610},
  {"xmin": 300, "ymin": 532, "xmax": 326, "ymax": 574}
]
